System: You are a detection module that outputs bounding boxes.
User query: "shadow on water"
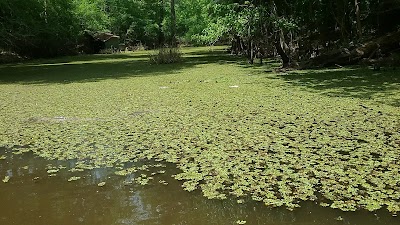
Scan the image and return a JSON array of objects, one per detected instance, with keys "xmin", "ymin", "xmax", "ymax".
[
  {"xmin": 0, "ymin": 148, "xmax": 398, "ymax": 225},
  {"xmin": 274, "ymin": 68, "xmax": 400, "ymax": 107},
  {"xmin": 2, "ymin": 48, "xmax": 399, "ymax": 108},
  {"xmin": 0, "ymin": 49, "xmax": 243, "ymax": 85}
]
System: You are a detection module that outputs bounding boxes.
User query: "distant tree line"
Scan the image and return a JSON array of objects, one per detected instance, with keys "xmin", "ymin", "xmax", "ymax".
[
  {"xmin": 0, "ymin": 0, "xmax": 207, "ymax": 58},
  {"xmin": 202, "ymin": 0, "xmax": 400, "ymax": 67},
  {"xmin": 1, "ymin": 0, "xmax": 399, "ymax": 66}
]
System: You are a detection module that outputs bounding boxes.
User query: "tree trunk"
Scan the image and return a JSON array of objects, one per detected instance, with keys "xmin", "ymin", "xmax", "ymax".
[
  {"xmin": 248, "ymin": 19, "xmax": 254, "ymax": 64},
  {"xmin": 275, "ymin": 38, "xmax": 290, "ymax": 68},
  {"xmin": 158, "ymin": 0, "xmax": 165, "ymax": 47},
  {"xmin": 248, "ymin": 39, "xmax": 254, "ymax": 64},
  {"xmin": 44, "ymin": 0, "xmax": 48, "ymax": 24},
  {"xmin": 354, "ymin": 0, "xmax": 362, "ymax": 38},
  {"xmin": 268, "ymin": 0, "xmax": 291, "ymax": 67},
  {"xmin": 330, "ymin": 1, "xmax": 350, "ymax": 42},
  {"xmin": 231, "ymin": 35, "xmax": 241, "ymax": 55},
  {"xmin": 170, "ymin": 0, "xmax": 177, "ymax": 47}
]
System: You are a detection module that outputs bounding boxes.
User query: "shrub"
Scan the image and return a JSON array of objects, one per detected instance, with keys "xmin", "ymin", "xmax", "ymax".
[{"xmin": 149, "ymin": 47, "xmax": 182, "ymax": 64}]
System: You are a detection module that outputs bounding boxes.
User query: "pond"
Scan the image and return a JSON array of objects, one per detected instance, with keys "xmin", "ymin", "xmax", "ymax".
[{"xmin": 0, "ymin": 148, "xmax": 398, "ymax": 225}]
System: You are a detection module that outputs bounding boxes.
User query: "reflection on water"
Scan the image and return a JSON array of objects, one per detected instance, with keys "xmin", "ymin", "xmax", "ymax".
[{"xmin": 0, "ymin": 148, "xmax": 398, "ymax": 225}]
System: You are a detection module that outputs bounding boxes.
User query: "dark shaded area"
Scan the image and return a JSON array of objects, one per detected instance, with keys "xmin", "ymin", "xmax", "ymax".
[
  {"xmin": 0, "ymin": 0, "xmax": 80, "ymax": 58},
  {"xmin": 302, "ymin": 31, "xmax": 400, "ymax": 69},
  {"xmin": 376, "ymin": 0, "xmax": 400, "ymax": 34},
  {"xmin": 1, "ymin": 49, "xmax": 399, "ymax": 108},
  {"xmin": 7, "ymin": 53, "xmax": 147, "ymax": 66},
  {"xmin": 276, "ymin": 67, "xmax": 400, "ymax": 107},
  {"xmin": 0, "ymin": 49, "xmax": 242, "ymax": 85},
  {"xmin": 79, "ymin": 32, "xmax": 105, "ymax": 54}
]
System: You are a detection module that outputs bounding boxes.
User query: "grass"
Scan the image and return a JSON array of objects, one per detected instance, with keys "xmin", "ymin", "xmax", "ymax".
[{"xmin": 0, "ymin": 47, "xmax": 399, "ymax": 213}]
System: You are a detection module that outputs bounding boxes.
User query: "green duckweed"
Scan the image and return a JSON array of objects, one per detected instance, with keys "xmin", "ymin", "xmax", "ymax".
[
  {"xmin": 68, "ymin": 176, "xmax": 81, "ymax": 182},
  {"xmin": 2, "ymin": 175, "xmax": 10, "ymax": 183},
  {"xmin": 0, "ymin": 47, "xmax": 399, "ymax": 213}
]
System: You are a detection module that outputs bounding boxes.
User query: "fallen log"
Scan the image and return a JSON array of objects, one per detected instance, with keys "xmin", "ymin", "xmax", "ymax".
[{"xmin": 301, "ymin": 31, "xmax": 400, "ymax": 69}]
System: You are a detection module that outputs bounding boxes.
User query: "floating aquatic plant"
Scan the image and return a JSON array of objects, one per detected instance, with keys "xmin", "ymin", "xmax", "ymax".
[
  {"xmin": 0, "ymin": 48, "xmax": 399, "ymax": 213},
  {"xmin": 47, "ymin": 169, "xmax": 59, "ymax": 174},
  {"xmin": 135, "ymin": 176, "xmax": 152, "ymax": 185},
  {"xmin": 68, "ymin": 176, "xmax": 81, "ymax": 182},
  {"xmin": 159, "ymin": 180, "xmax": 168, "ymax": 185},
  {"xmin": 2, "ymin": 175, "xmax": 10, "ymax": 183}
]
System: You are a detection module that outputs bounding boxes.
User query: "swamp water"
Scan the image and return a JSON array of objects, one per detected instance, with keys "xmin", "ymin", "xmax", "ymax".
[{"xmin": 0, "ymin": 149, "xmax": 398, "ymax": 225}]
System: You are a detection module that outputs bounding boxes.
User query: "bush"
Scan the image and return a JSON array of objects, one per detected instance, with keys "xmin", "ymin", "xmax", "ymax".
[{"xmin": 149, "ymin": 47, "xmax": 182, "ymax": 64}]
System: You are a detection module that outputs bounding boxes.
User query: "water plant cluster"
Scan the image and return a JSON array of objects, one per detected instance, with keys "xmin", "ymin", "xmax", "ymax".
[{"xmin": 0, "ymin": 51, "xmax": 399, "ymax": 214}]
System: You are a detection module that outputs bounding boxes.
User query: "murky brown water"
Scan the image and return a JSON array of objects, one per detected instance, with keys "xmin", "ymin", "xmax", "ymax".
[{"xmin": 0, "ymin": 148, "xmax": 398, "ymax": 225}]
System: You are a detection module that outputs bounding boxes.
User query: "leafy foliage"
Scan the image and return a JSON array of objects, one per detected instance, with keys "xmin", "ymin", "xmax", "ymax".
[
  {"xmin": 2, "ymin": 0, "xmax": 398, "ymax": 65},
  {"xmin": 0, "ymin": 0, "xmax": 79, "ymax": 57},
  {"xmin": 72, "ymin": 0, "xmax": 110, "ymax": 31}
]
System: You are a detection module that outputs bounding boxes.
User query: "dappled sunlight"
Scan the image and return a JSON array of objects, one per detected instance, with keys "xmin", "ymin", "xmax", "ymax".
[{"xmin": 275, "ymin": 68, "xmax": 400, "ymax": 107}]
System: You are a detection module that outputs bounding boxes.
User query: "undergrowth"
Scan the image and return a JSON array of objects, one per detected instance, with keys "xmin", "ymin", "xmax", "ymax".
[{"xmin": 149, "ymin": 47, "xmax": 182, "ymax": 64}]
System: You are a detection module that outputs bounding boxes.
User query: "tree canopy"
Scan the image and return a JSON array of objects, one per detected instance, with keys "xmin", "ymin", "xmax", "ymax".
[{"xmin": 1, "ymin": 0, "xmax": 399, "ymax": 65}]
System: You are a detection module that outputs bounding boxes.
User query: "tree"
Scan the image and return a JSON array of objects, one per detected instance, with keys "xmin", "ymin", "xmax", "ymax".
[
  {"xmin": 1, "ymin": 0, "xmax": 399, "ymax": 64},
  {"xmin": 72, "ymin": 0, "xmax": 110, "ymax": 31},
  {"xmin": 0, "ymin": 0, "xmax": 80, "ymax": 57},
  {"xmin": 170, "ymin": 0, "xmax": 177, "ymax": 46}
]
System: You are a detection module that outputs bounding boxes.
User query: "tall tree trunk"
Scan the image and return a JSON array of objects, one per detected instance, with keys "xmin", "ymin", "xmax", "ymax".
[
  {"xmin": 354, "ymin": 0, "xmax": 362, "ymax": 38},
  {"xmin": 44, "ymin": 0, "xmax": 48, "ymax": 24},
  {"xmin": 275, "ymin": 37, "xmax": 290, "ymax": 68},
  {"xmin": 158, "ymin": 0, "xmax": 165, "ymax": 47},
  {"xmin": 330, "ymin": 1, "xmax": 350, "ymax": 42},
  {"xmin": 269, "ymin": 0, "xmax": 291, "ymax": 67},
  {"xmin": 248, "ymin": 16, "xmax": 254, "ymax": 64},
  {"xmin": 170, "ymin": 0, "xmax": 177, "ymax": 47}
]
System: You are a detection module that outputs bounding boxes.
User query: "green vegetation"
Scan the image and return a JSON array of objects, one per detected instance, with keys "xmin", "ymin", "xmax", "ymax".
[
  {"xmin": 68, "ymin": 176, "xmax": 82, "ymax": 182},
  {"xmin": 0, "ymin": 0, "xmax": 209, "ymax": 58},
  {"xmin": 2, "ymin": 176, "xmax": 11, "ymax": 183},
  {"xmin": 2, "ymin": 0, "xmax": 399, "ymax": 68},
  {"xmin": 0, "ymin": 47, "xmax": 399, "ymax": 213},
  {"xmin": 149, "ymin": 47, "xmax": 182, "ymax": 64}
]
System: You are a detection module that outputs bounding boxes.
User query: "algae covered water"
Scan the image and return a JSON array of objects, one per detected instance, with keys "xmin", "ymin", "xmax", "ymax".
[
  {"xmin": 1, "ymin": 49, "xmax": 399, "ymax": 225},
  {"xmin": 0, "ymin": 149, "xmax": 398, "ymax": 225}
]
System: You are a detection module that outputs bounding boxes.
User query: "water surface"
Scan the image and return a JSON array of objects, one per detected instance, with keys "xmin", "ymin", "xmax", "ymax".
[{"xmin": 0, "ymin": 149, "xmax": 398, "ymax": 225}]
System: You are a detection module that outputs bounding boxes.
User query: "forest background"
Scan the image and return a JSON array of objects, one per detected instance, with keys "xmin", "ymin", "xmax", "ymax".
[{"xmin": 1, "ymin": 0, "xmax": 400, "ymax": 67}]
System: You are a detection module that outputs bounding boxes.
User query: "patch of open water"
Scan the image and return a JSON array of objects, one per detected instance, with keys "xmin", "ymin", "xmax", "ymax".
[{"xmin": 0, "ymin": 148, "xmax": 398, "ymax": 225}]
